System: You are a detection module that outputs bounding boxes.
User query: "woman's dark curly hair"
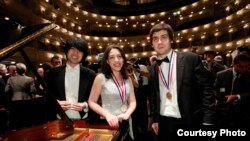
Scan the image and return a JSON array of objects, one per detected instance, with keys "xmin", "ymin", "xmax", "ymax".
[{"xmin": 101, "ymin": 45, "xmax": 128, "ymax": 79}]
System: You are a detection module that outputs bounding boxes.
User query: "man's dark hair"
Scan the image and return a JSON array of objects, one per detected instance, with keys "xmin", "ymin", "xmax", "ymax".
[
  {"xmin": 233, "ymin": 53, "xmax": 250, "ymax": 65},
  {"xmin": 237, "ymin": 44, "xmax": 250, "ymax": 54},
  {"xmin": 63, "ymin": 37, "xmax": 89, "ymax": 61},
  {"xmin": 149, "ymin": 23, "xmax": 174, "ymax": 43},
  {"xmin": 50, "ymin": 55, "xmax": 61, "ymax": 63}
]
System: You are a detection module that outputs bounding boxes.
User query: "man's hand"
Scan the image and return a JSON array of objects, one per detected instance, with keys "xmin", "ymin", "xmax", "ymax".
[
  {"xmin": 152, "ymin": 122, "xmax": 159, "ymax": 135},
  {"xmin": 57, "ymin": 100, "xmax": 71, "ymax": 110},
  {"xmin": 225, "ymin": 95, "xmax": 238, "ymax": 103}
]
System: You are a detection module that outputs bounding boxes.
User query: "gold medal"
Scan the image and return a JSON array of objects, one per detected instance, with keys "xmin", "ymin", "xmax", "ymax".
[
  {"xmin": 121, "ymin": 104, "xmax": 127, "ymax": 113},
  {"xmin": 166, "ymin": 92, "xmax": 172, "ymax": 100}
]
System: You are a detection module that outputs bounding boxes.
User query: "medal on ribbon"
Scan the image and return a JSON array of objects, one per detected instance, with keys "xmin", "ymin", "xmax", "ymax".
[
  {"xmin": 112, "ymin": 74, "xmax": 127, "ymax": 113},
  {"xmin": 158, "ymin": 51, "xmax": 175, "ymax": 100},
  {"xmin": 121, "ymin": 104, "xmax": 128, "ymax": 113},
  {"xmin": 166, "ymin": 92, "xmax": 172, "ymax": 100}
]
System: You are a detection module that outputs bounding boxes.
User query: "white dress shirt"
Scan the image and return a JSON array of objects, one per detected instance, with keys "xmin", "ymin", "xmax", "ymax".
[
  {"xmin": 158, "ymin": 51, "xmax": 181, "ymax": 118},
  {"xmin": 65, "ymin": 63, "xmax": 81, "ymax": 119}
]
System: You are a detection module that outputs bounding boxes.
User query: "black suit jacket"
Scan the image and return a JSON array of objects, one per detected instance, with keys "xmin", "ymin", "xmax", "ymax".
[
  {"xmin": 150, "ymin": 51, "xmax": 215, "ymax": 124},
  {"xmin": 214, "ymin": 68, "xmax": 250, "ymax": 113},
  {"xmin": 0, "ymin": 77, "xmax": 5, "ymax": 108},
  {"xmin": 46, "ymin": 64, "xmax": 96, "ymax": 119}
]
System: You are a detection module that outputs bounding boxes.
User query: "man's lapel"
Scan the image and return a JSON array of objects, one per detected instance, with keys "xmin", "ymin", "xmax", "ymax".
[{"xmin": 176, "ymin": 52, "xmax": 184, "ymax": 97}]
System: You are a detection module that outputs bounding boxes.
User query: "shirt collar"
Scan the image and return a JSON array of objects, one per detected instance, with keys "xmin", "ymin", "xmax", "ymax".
[
  {"xmin": 158, "ymin": 49, "xmax": 173, "ymax": 60},
  {"xmin": 232, "ymin": 68, "xmax": 241, "ymax": 78},
  {"xmin": 66, "ymin": 63, "xmax": 80, "ymax": 71}
]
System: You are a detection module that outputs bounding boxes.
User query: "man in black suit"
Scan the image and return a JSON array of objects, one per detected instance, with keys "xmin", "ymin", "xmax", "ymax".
[
  {"xmin": 46, "ymin": 37, "xmax": 96, "ymax": 120},
  {"xmin": 149, "ymin": 23, "xmax": 215, "ymax": 140},
  {"xmin": 214, "ymin": 53, "xmax": 250, "ymax": 125}
]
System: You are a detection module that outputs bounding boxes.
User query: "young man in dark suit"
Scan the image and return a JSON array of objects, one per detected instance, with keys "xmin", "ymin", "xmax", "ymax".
[
  {"xmin": 149, "ymin": 23, "xmax": 215, "ymax": 140},
  {"xmin": 46, "ymin": 37, "xmax": 96, "ymax": 120}
]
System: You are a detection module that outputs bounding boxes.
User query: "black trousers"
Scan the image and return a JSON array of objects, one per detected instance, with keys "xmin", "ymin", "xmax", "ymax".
[
  {"xmin": 0, "ymin": 109, "xmax": 8, "ymax": 134},
  {"xmin": 158, "ymin": 116, "xmax": 184, "ymax": 141},
  {"xmin": 132, "ymin": 85, "xmax": 149, "ymax": 141}
]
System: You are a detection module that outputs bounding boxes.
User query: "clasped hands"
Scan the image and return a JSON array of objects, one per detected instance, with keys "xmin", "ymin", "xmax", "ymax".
[
  {"xmin": 105, "ymin": 113, "xmax": 130, "ymax": 128},
  {"xmin": 57, "ymin": 100, "xmax": 87, "ymax": 111}
]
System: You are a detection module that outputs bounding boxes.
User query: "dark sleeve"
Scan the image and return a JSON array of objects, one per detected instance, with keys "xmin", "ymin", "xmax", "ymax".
[
  {"xmin": 214, "ymin": 72, "xmax": 225, "ymax": 101},
  {"xmin": 44, "ymin": 68, "xmax": 58, "ymax": 98},
  {"xmin": 149, "ymin": 63, "xmax": 160, "ymax": 123},
  {"xmin": 43, "ymin": 68, "xmax": 61, "ymax": 121},
  {"xmin": 82, "ymin": 68, "xmax": 96, "ymax": 102},
  {"xmin": 0, "ymin": 77, "xmax": 6, "ymax": 108},
  {"xmin": 238, "ymin": 74, "xmax": 250, "ymax": 102},
  {"xmin": 84, "ymin": 68, "xmax": 100, "ymax": 123},
  {"xmin": 44, "ymin": 69, "xmax": 51, "ymax": 92}
]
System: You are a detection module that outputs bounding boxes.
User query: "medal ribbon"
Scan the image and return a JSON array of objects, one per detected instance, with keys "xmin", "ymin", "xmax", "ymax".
[
  {"xmin": 112, "ymin": 74, "xmax": 126, "ymax": 104},
  {"xmin": 157, "ymin": 51, "xmax": 175, "ymax": 91}
]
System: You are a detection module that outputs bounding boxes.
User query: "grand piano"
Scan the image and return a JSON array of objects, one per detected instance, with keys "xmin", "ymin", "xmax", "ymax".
[{"xmin": 0, "ymin": 23, "xmax": 127, "ymax": 141}]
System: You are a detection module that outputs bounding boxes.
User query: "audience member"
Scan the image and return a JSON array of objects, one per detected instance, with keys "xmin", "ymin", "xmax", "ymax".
[
  {"xmin": 149, "ymin": 55, "xmax": 157, "ymax": 65},
  {"xmin": 35, "ymin": 67, "xmax": 45, "ymax": 96},
  {"xmin": 0, "ymin": 64, "xmax": 8, "ymax": 83},
  {"xmin": 50, "ymin": 55, "xmax": 63, "ymax": 68},
  {"xmin": 214, "ymin": 55, "xmax": 227, "ymax": 69},
  {"xmin": 8, "ymin": 64, "xmax": 17, "ymax": 77},
  {"xmin": 214, "ymin": 53, "xmax": 250, "ymax": 125},
  {"xmin": 231, "ymin": 45, "xmax": 250, "ymax": 60},
  {"xmin": 203, "ymin": 50, "xmax": 226, "ymax": 82},
  {"xmin": 0, "ymin": 76, "xmax": 6, "ymax": 134},
  {"xmin": 5, "ymin": 63, "xmax": 36, "ymax": 129},
  {"xmin": 130, "ymin": 58, "xmax": 150, "ymax": 141}
]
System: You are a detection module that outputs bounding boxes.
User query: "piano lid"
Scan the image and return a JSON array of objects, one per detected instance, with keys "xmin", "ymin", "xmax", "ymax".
[{"xmin": 0, "ymin": 23, "xmax": 73, "ymax": 133}]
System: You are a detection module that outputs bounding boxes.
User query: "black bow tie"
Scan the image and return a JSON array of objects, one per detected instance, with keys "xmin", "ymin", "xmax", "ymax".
[{"xmin": 156, "ymin": 56, "xmax": 169, "ymax": 65}]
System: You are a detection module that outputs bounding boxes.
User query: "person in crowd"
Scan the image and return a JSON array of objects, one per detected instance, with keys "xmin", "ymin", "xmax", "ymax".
[
  {"xmin": 127, "ymin": 60, "xmax": 139, "ymax": 89},
  {"xmin": 148, "ymin": 23, "xmax": 215, "ymax": 140},
  {"xmin": 46, "ymin": 37, "xmax": 96, "ymax": 120},
  {"xmin": 41, "ymin": 63, "xmax": 52, "ymax": 72},
  {"xmin": 35, "ymin": 67, "xmax": 45, "ymax": 96},
  {"xmin": 5, "ymin": 63, "xmax": 36, "ymax": 101},
  {"xmin": 50, "ymin": 55, "xmax": 63, "ymax": 68},
  {"xmin": 214, "ymin": 55, "xmax": 228, "ymax": 69},
  {"xmin": 0, "ymin": 77, "xmax": 5, "ymax": 109},
  {"xmin": 149, "ymin": 55, "xmax": 157, "ymax": 66},
  {"xmin": 202, "ymin": 50, "xmax": 226, "ymax": 82},
  {"xmin": 0, "ymin": 63, "xmax": 8, "ymax": 84},
  {"xmin": 88, "ymin": 45, "xmax": 136, "ymax": 140},
  {"xmin": 0, "ymin": 64, "xmax": 7, "ymax": 133},
  {"xmin": 214, "ymin": 53, "xmax": 250, "ymax": 125},
  {"xmin": 33, "ymin": 67, "xmax": 47, "ymax": 124},
  {"xmin": 8, "ymin": 64, "xmax": 17, "ymax": 77},
  {"xmin": 0, "ymin": 64, "xmax": 7, "ymax": 108},
  {"xmin": 231, "ymin": 45, "xmax": 250, "ymax": 60},
  {"xmin": 0, "ymin": 76, "xmax": 6, "ymax": 134},
  {"xmin": 5, "ymin": 63, "xmax": 36, "ymax": 129},
  {"xmin": 231, "ymin": 45, "xmax": 250, "ymax": 69},
  {"xmin": 0, "ymin": 64, "xmax": 16, "ymax": 85},
  {"xmin": 129, "ymin": 58, "xmax": 150, "ymax": 141}
]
